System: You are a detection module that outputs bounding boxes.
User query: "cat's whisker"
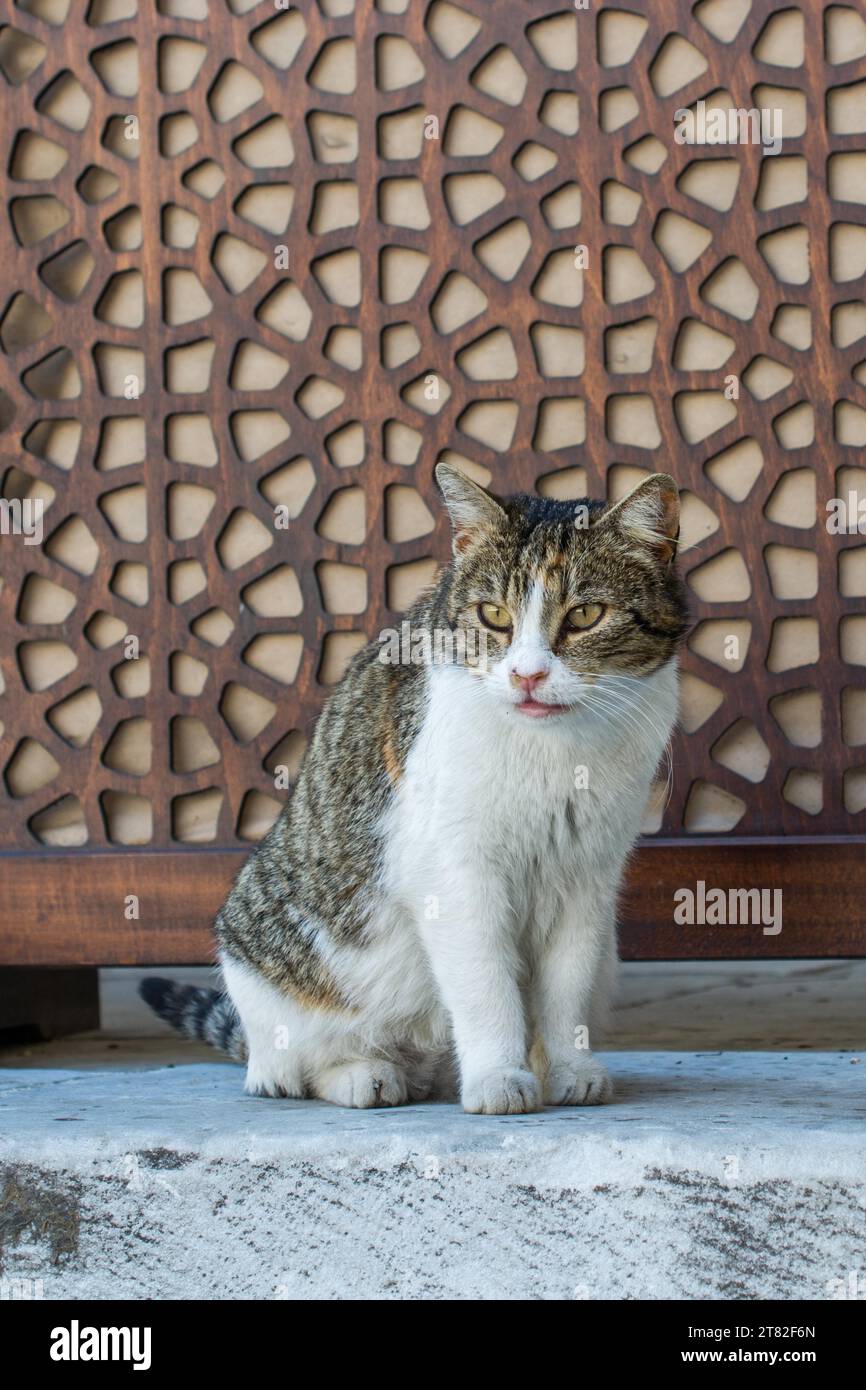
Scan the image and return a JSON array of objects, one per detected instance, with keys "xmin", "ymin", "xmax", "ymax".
[
  {"xmin": 577, "ymin": 674, "xmax": 677, "ymax": 784},
  {"xmin": 581, "ymin": 708, "xmax": 674, "ymax": 819},
  {"xmin": 576, "ymin": 686, "xmax": 675, "ymax": 813},
  {"xmin": 597, "ymin": 695, "xmax": 675, "ymax": 806}
]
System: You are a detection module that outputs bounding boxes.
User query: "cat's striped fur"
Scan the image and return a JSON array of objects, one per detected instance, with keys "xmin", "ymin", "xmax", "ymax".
[
  {"xmin": 142, "ymin": 466, "xmax": 688, "ymax": 1113},
  {"xmin": 140, "ymin": 976, "xmax": 244, "ymax": 1060}
]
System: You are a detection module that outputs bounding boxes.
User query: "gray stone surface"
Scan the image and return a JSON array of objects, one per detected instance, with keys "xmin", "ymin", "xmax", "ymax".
[{"xmin": 1, "ymin": 1052, "xmax": 864, "ymax": 1300}]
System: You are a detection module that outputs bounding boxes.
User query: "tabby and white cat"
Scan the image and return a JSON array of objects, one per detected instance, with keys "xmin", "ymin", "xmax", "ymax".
[{"xmin": 142, "ymin": 465, "xmax": 688, "ymax": 1114}]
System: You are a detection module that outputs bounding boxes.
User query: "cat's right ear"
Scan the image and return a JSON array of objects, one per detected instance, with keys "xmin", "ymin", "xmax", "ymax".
[{"xmin": 435, "ymin": 463, "xmax": 506, "ymax": 555}]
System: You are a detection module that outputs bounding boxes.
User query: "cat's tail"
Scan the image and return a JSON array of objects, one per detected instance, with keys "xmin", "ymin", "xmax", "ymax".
[{"xmin": 138, "ymin": 978, "xmax": 245, "ymax": 1061}]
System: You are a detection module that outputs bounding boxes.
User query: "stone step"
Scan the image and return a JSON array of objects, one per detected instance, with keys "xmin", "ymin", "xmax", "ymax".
[{"xmin": 0, "ymin": 1052, "xmax": 863, "ymax": 1300}]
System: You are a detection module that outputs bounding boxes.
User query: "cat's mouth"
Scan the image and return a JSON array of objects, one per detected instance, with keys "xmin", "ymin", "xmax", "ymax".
[{"xmin": 513, "ymin": 697, "xmax": 570, "ymax": 718}]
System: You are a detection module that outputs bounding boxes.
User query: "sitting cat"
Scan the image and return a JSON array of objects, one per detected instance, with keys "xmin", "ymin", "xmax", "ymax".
[{"xmin": 142, "ymin": 464, "xmax": 688, "ymax": 1114}]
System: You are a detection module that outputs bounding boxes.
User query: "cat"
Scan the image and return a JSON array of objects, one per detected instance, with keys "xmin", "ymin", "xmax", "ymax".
[{"xmin": 141, "ymin": 464, "xmax": 688, "ymax": 1114}]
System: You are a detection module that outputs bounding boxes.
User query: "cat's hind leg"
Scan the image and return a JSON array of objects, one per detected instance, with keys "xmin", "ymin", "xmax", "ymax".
[
  {"xmin": 221, "ymin": 955, "xmax": 307, "ymax": 1098},
  {"xmin": 224, "ymin": 955, "xmax": 416, "ymax": 1107},
  {"xmin": 311, "ymin": 1058, "xmax": 409, "ymax": 1108},
  {"xmin": 310, "ymin": 1038, "xmax": 450, "ymax": 1107}
]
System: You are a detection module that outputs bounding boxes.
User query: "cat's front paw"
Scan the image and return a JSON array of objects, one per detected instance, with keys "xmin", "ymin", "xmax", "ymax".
[
  {"xmin": 544, "ymin": 1058, "xmax": 613, "ymax": 1107},
  {"xmin": 461, "ymin": 1067, "xmax": 541, "ymax": 1115}
]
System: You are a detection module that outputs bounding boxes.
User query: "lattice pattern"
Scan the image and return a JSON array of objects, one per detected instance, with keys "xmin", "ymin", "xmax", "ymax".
[{"xmin": 1, "ymin": 0, "xmax": 865, "ymax": 852}]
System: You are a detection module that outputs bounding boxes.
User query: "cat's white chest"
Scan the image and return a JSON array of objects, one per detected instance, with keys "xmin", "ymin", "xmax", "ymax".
[{"xmin": 386, "ymin": 662, "xmax": 676, "ymax": 911}]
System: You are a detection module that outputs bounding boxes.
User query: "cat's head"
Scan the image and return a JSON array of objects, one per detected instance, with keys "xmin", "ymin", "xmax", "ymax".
[{"xmin": 434, "ymin": 463, "xmax": 690, "ymax": 720}]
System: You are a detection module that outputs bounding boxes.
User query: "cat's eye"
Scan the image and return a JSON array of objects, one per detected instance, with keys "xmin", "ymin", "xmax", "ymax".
[
  {"xmin": 563, "ymin": 602, "xmax": 605, "ymax": 632},
  {"xmin": 478, "ymin": 601, "xmax": 512, "ymax": 631}
]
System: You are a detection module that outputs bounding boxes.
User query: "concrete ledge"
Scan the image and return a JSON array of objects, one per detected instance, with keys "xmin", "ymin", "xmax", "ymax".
[{"xmin": 1, "ymin": 1053, "xmax": 863, "ymax": 1300}]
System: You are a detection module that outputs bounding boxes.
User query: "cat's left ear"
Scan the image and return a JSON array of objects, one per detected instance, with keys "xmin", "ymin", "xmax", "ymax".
[
  {"xmin": 435, "ymin": 462, "xmax": 506, "ymax": 554},
  {"xmin": 596, "ymin": 472, "xmax": 680, "ymax": 566}
]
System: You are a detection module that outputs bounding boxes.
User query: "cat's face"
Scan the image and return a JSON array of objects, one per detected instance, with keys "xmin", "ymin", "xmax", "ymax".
[{"xmin": 436, "ymin": 464, "xmax": 690, "ymax": 721}]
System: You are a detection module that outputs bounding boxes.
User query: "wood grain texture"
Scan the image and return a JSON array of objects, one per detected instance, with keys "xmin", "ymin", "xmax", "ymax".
[
  {"xmin": 0, "ymin": 1, "xmax": 865, "ymax": 962},
  {"xmin": 1, "ymin": 842, "xmax": 863, "ymax": 965}
]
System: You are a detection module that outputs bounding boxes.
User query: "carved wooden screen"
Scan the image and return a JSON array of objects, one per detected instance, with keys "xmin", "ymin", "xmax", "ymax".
[{"xmin": 1, "ymin": 0, "xmax": 864, "ymax": 964}]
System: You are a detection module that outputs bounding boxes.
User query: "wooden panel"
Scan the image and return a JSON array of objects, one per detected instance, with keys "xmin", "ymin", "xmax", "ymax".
[
  {"xmin": 0, "ymin": 966, "xmax": 99, "ymax": 1038},
  {"xmin": 0, "ymin": 1, "xmax": 865, "ymax": 962},
  {"xmin": 1, "ymin": 843, "xmax": 864, "ymax": 965}
]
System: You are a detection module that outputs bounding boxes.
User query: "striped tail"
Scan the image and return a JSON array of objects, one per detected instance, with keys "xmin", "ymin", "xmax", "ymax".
[{"xmin": 138, "ymin": 978, "xmax": 245, "ymax": 1061}]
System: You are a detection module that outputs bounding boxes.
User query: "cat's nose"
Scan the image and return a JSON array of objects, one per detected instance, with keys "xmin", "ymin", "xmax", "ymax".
[{"xmin": 510, "ymin": 667, "xmax": 549, "ymax": 693}]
